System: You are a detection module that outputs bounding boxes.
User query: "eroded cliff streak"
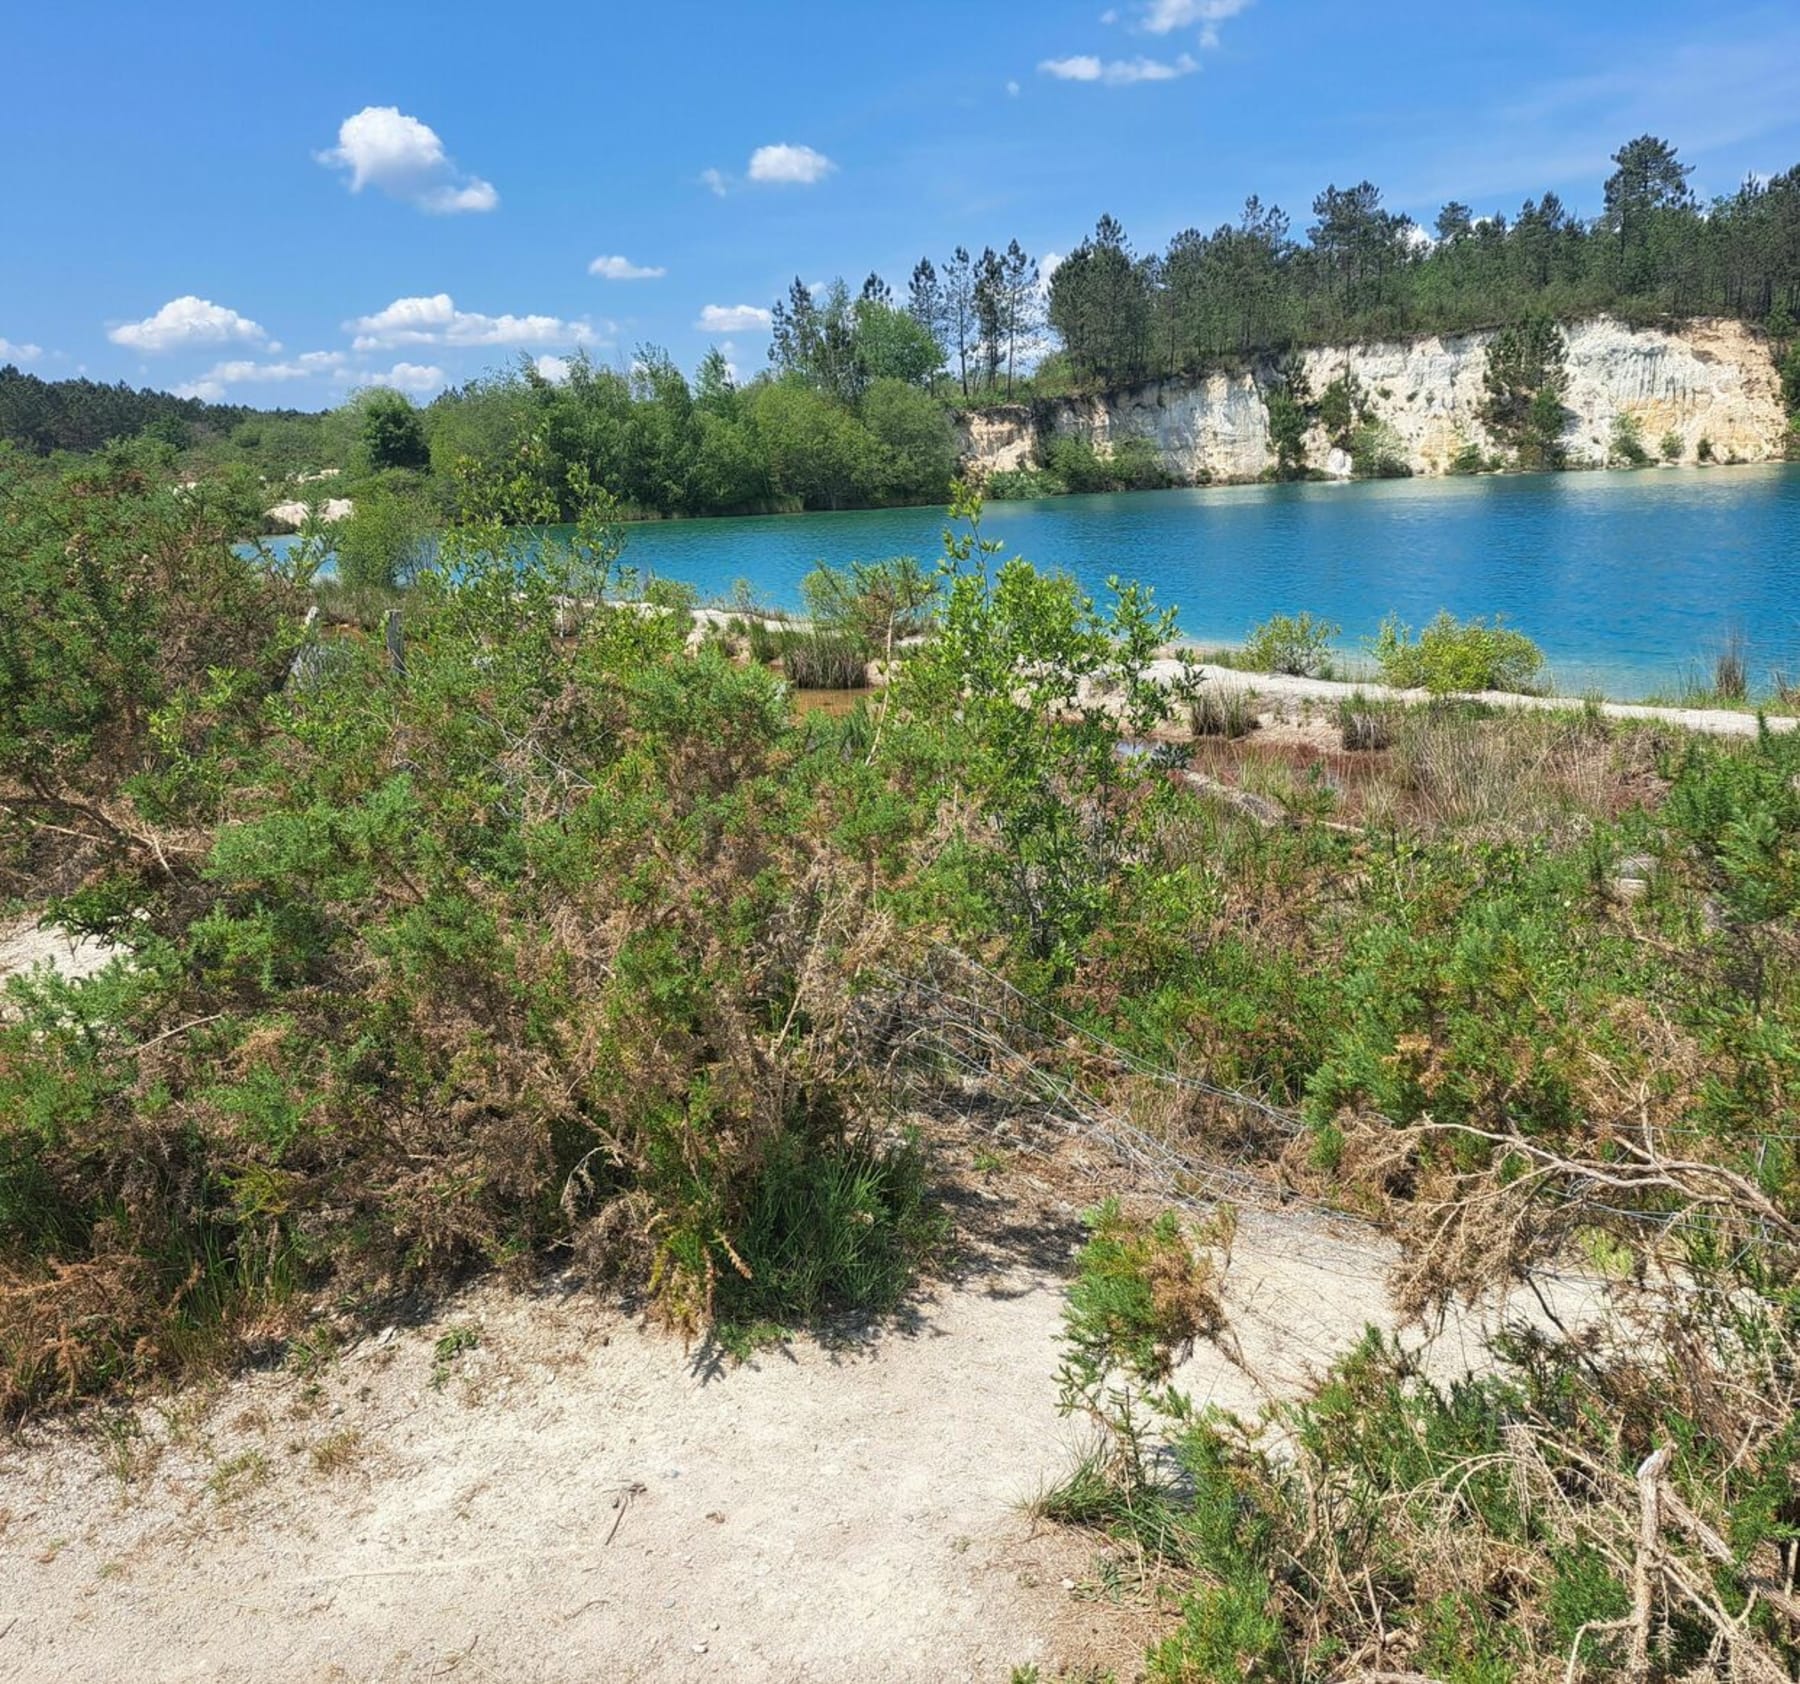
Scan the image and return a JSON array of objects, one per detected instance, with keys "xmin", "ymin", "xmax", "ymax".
[{"xmin": 957, "ymin": 317, "xmax": 1789, "ymax": 483}]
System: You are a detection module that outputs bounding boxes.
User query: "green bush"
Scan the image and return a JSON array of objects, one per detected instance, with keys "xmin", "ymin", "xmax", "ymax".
[
  {"xmin": 1371, "ymin": 611, "xmax": 1545, "ymax": 694},
  {"xmin": 716, "ymin": 1129, "xmax": 946, "ymax": 1348},
  {"xmin": 642, "ymin": 574, "xmax": 700, "ymax": 616},
  {"xmin": 0, "ymin": 441, "xmax": 299, "ymax": 827},
  {"xmin": 801, "ymin": 556, "xmax": 936, "ymax": 654},
  {"xmin": 1660, "ymin": 429, "xmax": 1684, "ymax": 463},
  {"xmin": 981, "ymin": 466, "xmax": 1062, "ymax": 499},
  {"xmin": 1349, "ymin": 418, "xmax": 1411, "ymax": 478},
  {"xmin": 333, "ymin": 480, "xmax": 432, "ymax": 593},
  {"xmin": 1241, "ymin": 611, "xmax": 1339, "ymax": 677},
  {"xmin": 1038, "ymin": 432, "xmax": 1169, "ymax": 493},
  {"xmin": 1062, "ymin": 1200, "xmax": 1223, "ymax": 1381},
  {"xmin": 1039, "ymin": 433, "xmax": 1114, "ymax": 494},
  {"xmin": 1609, "ymin": 412, "xmax": 1651, "ymax": 467}
]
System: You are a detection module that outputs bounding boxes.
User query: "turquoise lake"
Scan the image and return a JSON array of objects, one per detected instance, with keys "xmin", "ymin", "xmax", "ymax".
[{"xmin": 280, "ymin": 464, "xmax": 1800, "ymax": 697}]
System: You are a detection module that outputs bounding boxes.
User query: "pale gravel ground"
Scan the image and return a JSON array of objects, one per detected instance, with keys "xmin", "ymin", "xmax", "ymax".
[
  {"xmin": 0, "ymin": 918, "xmax": 117, "ymax": 999},
  {"xmin": 0, "ymin": 1185, "xmax": 1600, "ymax": 1684},
  {"xmin": 1154, "ymin": 659, "xmax": 1798, "ymax": 739}
]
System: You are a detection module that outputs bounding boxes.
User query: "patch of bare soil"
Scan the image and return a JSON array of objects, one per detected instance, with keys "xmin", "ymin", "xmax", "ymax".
[
  {"xmin": 0, "ymin": 1115, "xmax": 1595, "ymax": 1682},
  {"xmin": 0, "ymin": 916, "xmax": 117, "ymax": 1000}
]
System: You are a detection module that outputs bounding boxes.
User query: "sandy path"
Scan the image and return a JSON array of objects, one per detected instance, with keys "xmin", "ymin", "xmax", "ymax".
[
  {"xmin": 0, "ymin": 1179, "xmax": 1589, "ymax": 1684},
  {"xmin": 1, "ymin": 1266, "xmax": 1104, "ymax": 1684},
  {"xmin": 0, "ymin": 921, "xmax": 1602, "ymax": 1683},
  {"xmin": 1153, "ymin": 659, "xmax": 1798, "ymax": 738}
]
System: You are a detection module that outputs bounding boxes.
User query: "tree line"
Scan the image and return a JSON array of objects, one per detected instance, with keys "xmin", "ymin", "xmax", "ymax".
[
  {"xmin": 0, "ymin": 364, "xmax": 264, "ymax": 456},
  {"xmin": 5, "ymin": 131, "xmax": 1796, "ymax": 512},
  {"xmin": 1039, "ymin": 136, "xmax": 1800, "ymax": 386}
]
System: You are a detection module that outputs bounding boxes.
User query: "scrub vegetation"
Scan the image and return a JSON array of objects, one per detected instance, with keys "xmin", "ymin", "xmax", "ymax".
[{"xmin": 2, "ymin": 440, "xmax": 1797, "ymax": 1682}]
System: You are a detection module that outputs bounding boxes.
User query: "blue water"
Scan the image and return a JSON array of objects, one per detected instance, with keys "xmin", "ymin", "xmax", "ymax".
[{"xmin": 274, "ymin": 465, "xmax": 1800, "ymax": 697}]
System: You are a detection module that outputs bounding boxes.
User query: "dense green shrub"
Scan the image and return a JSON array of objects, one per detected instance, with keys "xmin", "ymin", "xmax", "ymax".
[
  {"xmin": 1038, "ymin": 432, "xmax": 1170, "ymax": 493},
  {"xmin": 641, "ymin": 574, "xmax": 700, "ymax": 616},
  {"xmin": 0, "ymin": 441, "xmax": 300, "ymax": 829},
  {"xmin": 0, "ymin": 445, "xmax": 931, "ymax": 1414},
  {"xmin": 1241, "ymin": 611, "xmax": 1339, "ymax": 677},
  {"xmin": 801, "ymin": 555, "xmax": 936, "ymax": 655},
  {"xmin": 1348, "ymin": 418, "xmax": 1411, "ymax": 478},
  {"xmin": 982, "ymin": 465, "xmax": 1062, "ymax": 499},
  {"xmin": 1610, "ymin": 411, "xmax": 1652, "ymax": 467},
  {"xmin": 1371, "ymin": 611, "xmax": 1546, "ymax": 693},
  {"xmin": 332, "ymin": 479, "xmax": 432, "ymax": 593},
  {"xmin": 1447, "ymin": 441, "xmax": 1497, "ymax": 475}
]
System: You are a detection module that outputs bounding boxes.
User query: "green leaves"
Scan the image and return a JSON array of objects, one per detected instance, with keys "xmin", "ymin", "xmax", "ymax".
[{"xmin": 1371, "ymin": 611, "xmax": 1546, "ymax": 695}]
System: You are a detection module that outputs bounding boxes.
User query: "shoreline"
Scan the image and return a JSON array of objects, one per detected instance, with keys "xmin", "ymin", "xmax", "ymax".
[{"xmin": 1158, "ymin": 658, "xmax": 1798, "ymax": 739}]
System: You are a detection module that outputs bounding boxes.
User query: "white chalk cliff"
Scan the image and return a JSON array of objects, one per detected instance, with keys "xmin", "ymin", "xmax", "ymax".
[{"xmin": 958, "ymin": 316, "xmax": 1790, "ymax": 482}]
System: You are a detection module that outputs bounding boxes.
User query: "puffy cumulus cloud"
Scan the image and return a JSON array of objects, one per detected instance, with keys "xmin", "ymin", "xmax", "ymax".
[
  {"xmin": 1141, "ymin": 0, "xmax": 1252, "ymax": 47},
  {"xmin": 588, "ymin": 254, "xmax": 666, "ymax": 281},
  {"xmin": 173, "ymin": 354, "xmax": 342, "ymax": 402},
  {"xmin": 700, "ymin": 167, "xmax": 729, "ymax": 198},
  {"xmin": 331, "ymin": 361, "xmax": 447, "ymax": 395},
  {"xmin": 316, "ymin": 106, "xmax": 499, "ymax": 215},
  {"xmin": 0, "ymin": 336, "xmax": 43, "ymax": 363},
  {"xmin": 109, "ymin": 296, "xmax": 268, "ymax": 354},
  {"xmin": 345, "ymin": 293, "xmax": 601, "ymax": 351},
  {"xmin": 695, "ymin": 304, "xmax": 772, "ymax": 333},
  {"xmin": 1039, "ymin": 52, "xmax": 1197, "ymax": 83},
  {"xmin": 533, "ymin": 354, "xmax": 572, "ymax": 383},
  {"xmin": 746, "ymin": 143, "xmax": 836, "ymax": 185}
]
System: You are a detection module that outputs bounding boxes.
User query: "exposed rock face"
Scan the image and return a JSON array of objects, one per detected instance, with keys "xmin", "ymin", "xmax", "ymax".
[
  {"xmin": 265, "ymin": 497, "xmax": 354, "ymax": 530},
  {"xmin": 957, "ymin": 316, "xmax": 1789, "ymax": 483},
  {"xmin": 959, "ymin": 407, "xmax": 1036, "ymax": 473}
]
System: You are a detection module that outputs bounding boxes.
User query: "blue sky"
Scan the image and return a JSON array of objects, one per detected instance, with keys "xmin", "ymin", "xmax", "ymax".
[{"xmin": 4, "ymin": 0, "xmax": 1798, "ymax": 409}]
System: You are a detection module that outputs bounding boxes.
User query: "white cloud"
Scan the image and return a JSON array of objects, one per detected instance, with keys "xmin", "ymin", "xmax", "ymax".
[
  {"xmin": 533, "ymin": 354, "xmax": 572, "ymax": 383},
  {"xmin": 1005, "ymin": 78, "xmax": 1021, "ymax": 96},
  {"xmin": 173, "ymin": 358, "xmax": 316, "ymax": 400},
  {"xmin": 0, "ymin": 336, "xmax": 43, "ymax": 363},
  {"xmin": 1039, "ymin": 52, "xmax": 1197, "ymax": 83},
  {"xmin": 746, "ymin": 143, "xmax": 837, "ymax": 185},
  {"xmin": 695, "ymin": 304, "xmax": 772, "ymax": 333},
  {"xmin": 588, "ymin": 254, "xmax": 666, "ymax": 281},
  {"xmin": 171, "ymin": 350, "xmax": 347, "ymax": 401},
  {"xmin": 333, "ymin": 361, "xmax": 446, "ymax": 395},
  {"xmin": 316, "ymin": 106, "xmax": 499, "ymax": 215},
  {"xmin": 1141, "ymin": 0, "xmax": 1252, "ymax": 43},
  {"xmin": 346, "ymin": 293, "xmax": 601, "ymax": 351},
  {"xmin": 700, "ymin": 167, "xmax": 729, "ymax": 197},
  {"xmin": 1100, "ymin": 6, "xmax": 1119, "ymax": 19},
  {"xmin": 109, "ymin": 296, "xmax": 269, "ymax": 354}
]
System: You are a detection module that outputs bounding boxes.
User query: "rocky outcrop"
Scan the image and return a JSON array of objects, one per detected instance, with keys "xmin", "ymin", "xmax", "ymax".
[
  {"xmin": 265, "ymin": 497, "xmax": 354, "ymax": 531},
  {"xmin": 957, "ymin": 316, "xmax": 1790, "ymax": 483}
]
